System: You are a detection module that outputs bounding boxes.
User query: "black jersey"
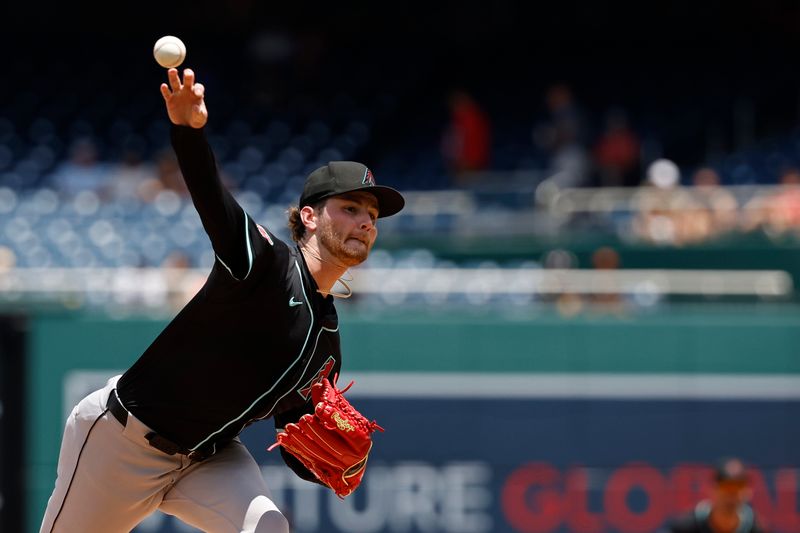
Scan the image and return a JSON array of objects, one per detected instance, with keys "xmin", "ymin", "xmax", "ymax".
[{"xmin": 116, "ymin": 126, "xmax": 341, "ymax": 457}]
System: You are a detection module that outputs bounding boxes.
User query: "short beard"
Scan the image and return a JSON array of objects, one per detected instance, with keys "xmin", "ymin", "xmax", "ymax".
[{"xmin": 317, "ymin": 219, "xmax": 370, "ymax": 267}]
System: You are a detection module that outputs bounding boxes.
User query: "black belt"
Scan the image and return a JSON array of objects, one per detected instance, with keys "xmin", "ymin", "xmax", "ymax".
[{"xmin": 106, "ymin": 389, "xmax": 210, "ymax": 462}]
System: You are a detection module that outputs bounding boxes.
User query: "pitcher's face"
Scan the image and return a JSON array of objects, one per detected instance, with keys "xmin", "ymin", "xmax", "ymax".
[{"xmin": 317, "ymin": 192, "xmax": 379, "ymax": 266}]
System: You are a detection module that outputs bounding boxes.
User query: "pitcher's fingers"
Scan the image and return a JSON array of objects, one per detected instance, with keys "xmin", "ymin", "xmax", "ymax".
[
  {"xmin": 183, "ymin": 69, "xmax": 195, "ymax": 91},
  {"xmin": 167, "ymin": 68, "xmax": 181, "ymax": 92},
  {"xmin": 160, "ymin": 83, "xmax": 171, "ymax": 101},
  {"xmin": 193, "ymin": 82, "xmax": 205, "ymax": 98}
]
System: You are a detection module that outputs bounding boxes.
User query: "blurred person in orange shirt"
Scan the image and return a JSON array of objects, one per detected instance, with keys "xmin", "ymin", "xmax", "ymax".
[
  {"xmin": 592, "ymin": 108, "xmax": 641, "ymax": 187},
  {"xmin": 441, "ymin": 89, "xmax": 492, "ymax": 185},
  {"xmin": 667, "ymin": 457, "xmax": 767, "ymax": 533}
]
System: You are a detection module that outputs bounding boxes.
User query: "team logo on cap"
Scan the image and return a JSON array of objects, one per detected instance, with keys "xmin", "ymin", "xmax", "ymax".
[{"xmin": 362, "ymin": 168, "xmax": 375, "ymax": 186}]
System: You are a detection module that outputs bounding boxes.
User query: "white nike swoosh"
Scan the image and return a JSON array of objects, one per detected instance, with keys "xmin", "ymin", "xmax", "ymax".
[{"xmin": 289, "ymin": 297, "xmax": 303, "ymax": 307}]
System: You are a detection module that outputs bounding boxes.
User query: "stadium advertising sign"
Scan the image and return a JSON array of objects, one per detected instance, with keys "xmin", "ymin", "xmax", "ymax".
[
  {"xmin": 57, "ymin": 370, "xmax": 800, "ymax": 533},
  {"xmin": 128, "ymin": 397, "xmax": 799, "ymax": 533}
]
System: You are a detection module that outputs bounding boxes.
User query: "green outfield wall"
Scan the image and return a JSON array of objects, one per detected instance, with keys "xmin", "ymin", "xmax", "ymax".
[{"xmin": 24, "ymin": 305, "xmax": 800, "ymax": 531}]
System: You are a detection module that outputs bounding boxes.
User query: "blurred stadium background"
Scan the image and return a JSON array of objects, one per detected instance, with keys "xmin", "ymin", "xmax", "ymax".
[{"xmin": 2, "ymin": 1, "xmax": 800, "ymax": 532}]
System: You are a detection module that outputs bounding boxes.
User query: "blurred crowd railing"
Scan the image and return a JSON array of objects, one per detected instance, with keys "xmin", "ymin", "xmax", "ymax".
[
  {"xmin": 0, "ymin": 264, "xmax": 791, "ymax": 316},
  {"xmin": 0, "ymin": 177, "xmax": 799, "ymax": 314},
  {"xmin": 536, "ymin": 180, "xmax": 800, "ymax": 245}
]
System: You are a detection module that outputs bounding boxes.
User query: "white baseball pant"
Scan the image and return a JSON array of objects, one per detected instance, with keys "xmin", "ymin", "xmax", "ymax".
[{"xmin": 39, "ymin": 375, "xmax": 289, "ymax": 533}]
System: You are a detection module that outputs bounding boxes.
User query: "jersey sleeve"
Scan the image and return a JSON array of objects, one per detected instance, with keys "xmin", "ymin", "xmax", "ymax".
[{"xmin": 170, "ymin": 125, "xmax": 277, "ymax": 280}]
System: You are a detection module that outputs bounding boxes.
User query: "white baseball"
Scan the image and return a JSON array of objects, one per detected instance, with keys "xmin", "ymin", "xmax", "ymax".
[{"xmin": 153, "ymin": 36, "xmax": 186, "ymax": 69}]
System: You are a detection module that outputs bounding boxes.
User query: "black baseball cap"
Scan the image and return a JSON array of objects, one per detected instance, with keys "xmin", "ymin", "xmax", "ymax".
[
  {"xmin": 300, "ymin": 161, "xmax": 405, "ymax": 218},
  {"xmin": 714, "ymin": 457, "xmax": 749, "ymax": 484}
]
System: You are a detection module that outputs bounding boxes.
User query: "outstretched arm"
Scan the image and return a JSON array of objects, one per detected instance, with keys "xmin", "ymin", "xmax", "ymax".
[{"xmin": 160, "ymin": 68, "xmax": 260, "ymax": 279}]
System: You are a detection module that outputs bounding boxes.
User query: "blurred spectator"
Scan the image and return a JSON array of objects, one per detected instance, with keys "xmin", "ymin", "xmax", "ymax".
[
  {"xmin": 47, "ymin": 136, "xmax": 109, "ymax": 197},
  {"xmin": 0, "ymin": 245, "xmax": 16, "ymax": 273},
  {"xmin": 441, "ymin": 89, "xmax": 492, "ymax": 186},
  {"xmin": 632, "ymin": 159, "xmax": 738, "ymax": 246},
  {"xmin": 689, "ymin": 166, "xmax": 739, "ymax": 237},
  {"xmin": 137, "ymin": 148, "xmax": 190, "ymax": 202},
  {"xmin": 592, "ymin": 108, "xmax": 641, "ymax": 187},
  {"xmin": 631, "ymin": 158, "xmax": 685, "ymax": 245},
  {"xmin": 741, "ymin": 167, "xmax": 800, "ymax": 237},
  {"xmin": 667, "ymin": 167, "xmax": 722, "ymax": 246},
  {"xmin": 588, "ymin": 245, "xmax": 626, "ymax": 313},
  {"xmin": 533, "ymin": 83, "xmax": 590, "ymax": 188},
  {"xmin": 103, "ymin": 137, "xmax": 159, "ymax": 202},
  {"xmin": 161, "ymin": 250, "xmax": 191, "ymax": 270},
  {"xmin": 155, "ymin": 148, "xmax": 190, "ymax": 197},
  {"xmin": 666, "ymin": 457, "xmax": 766, "ymax": 533},
  {"xmin": 161, "ymin": 250, "xmax": 203, "ymax": 311},
  {"xmin": 540, "ymin": 248, "xmax": 585, "ymax": 317}
]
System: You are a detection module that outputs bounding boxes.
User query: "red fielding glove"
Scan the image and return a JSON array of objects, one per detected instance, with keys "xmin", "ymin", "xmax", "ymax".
[{"xmin": 269, "ymin": 375, "xmax": 383, "ymax": 497}]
